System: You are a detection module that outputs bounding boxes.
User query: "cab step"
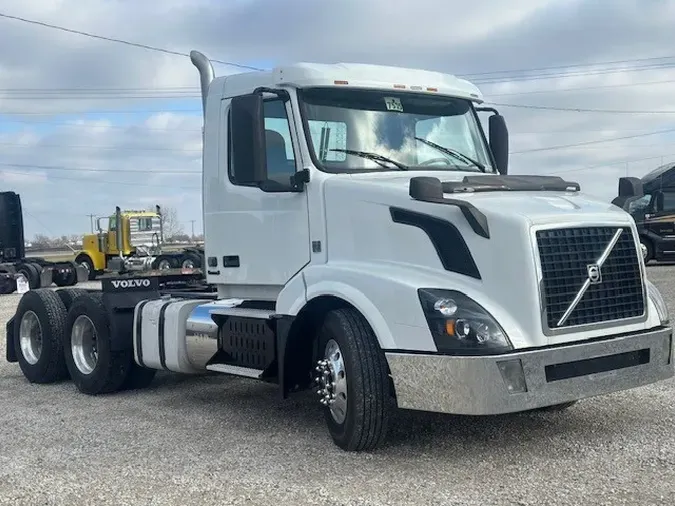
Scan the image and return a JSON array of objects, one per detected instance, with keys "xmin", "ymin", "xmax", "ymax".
[
  {"xmin": 208, "ymin": 306, "xmax": 276, "ymax": 320},
  {"xmin": 206, "ymin": 363, "xmax": 264, "ymax": 378}
]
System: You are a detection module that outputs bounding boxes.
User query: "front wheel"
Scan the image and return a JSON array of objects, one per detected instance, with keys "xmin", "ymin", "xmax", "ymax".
[
  {"xmin": 641, "ymin": 237, "xmax": 654, "ymax": 263},
  {"xmin": 313, "ymin": 308, "xmax": 392, "ymax": 452}
]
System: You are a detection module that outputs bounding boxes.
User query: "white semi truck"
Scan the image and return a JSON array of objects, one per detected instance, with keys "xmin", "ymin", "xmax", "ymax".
[{"xmin": 5, "ymin": 50, "xmax": 674, "ymax": 452}]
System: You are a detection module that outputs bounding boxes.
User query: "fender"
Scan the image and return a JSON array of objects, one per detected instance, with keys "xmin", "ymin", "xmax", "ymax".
[{"xmin": 276, "ymin": 260, "xmax": 531, "ymax": 351}]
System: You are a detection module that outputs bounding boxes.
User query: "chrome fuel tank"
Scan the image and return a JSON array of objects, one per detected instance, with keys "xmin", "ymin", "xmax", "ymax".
[{"xmin": 185, "ymin": 299, "xmax": 242, "ymax": 369}]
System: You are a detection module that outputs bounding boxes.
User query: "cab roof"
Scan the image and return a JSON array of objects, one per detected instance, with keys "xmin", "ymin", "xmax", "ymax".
[{"xmin": 214, "ymin": 61, "xmax": 483, "ymax": 103}]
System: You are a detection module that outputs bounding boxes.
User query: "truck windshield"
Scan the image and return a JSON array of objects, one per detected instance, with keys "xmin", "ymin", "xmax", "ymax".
[{"xmin": 297, "ymin": 87, "xmax": 494, "ymax": 173}]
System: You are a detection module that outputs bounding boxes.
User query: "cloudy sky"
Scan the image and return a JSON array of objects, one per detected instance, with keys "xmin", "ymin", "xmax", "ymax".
[{"xmin": 1, "ymin": 0, "xmax": 675, "ymax": 239}]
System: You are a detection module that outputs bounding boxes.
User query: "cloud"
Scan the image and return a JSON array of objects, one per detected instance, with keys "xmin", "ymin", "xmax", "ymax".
[{"xmin": 0, "ymin": 0, "xmax": 674, "ymax": 238}]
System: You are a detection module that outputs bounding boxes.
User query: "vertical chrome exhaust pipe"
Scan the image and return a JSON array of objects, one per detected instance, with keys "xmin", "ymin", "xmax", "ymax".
[{"xmin": 190, "ymin": 50, "xmax": 215, "ymax": 119}]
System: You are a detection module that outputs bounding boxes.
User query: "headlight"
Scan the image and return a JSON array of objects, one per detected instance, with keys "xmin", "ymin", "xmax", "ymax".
[
  {"xmin": 646, "ymin": 279, "xmax": 669, "ymax": 325},
  {"xmin": 417, "ymin": 288, "xmax": 513, "ymax": 355}
]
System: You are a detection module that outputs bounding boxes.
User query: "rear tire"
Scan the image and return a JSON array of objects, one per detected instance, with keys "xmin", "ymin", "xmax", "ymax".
[
  {"xmin": 56, "ymin": 288, "xmax": 89, "ymax": 311},
  {"xmin": 180, "ymin": 251, "xmax": 202, "ymax": 269},
  {"xmin": 313, "ymin": 308, "xmax": 391, "ymax": 452},
  {"xmin": 16, "ymin": 262, "xmax": 40, "ymax": 290},
  {"xmin": 75, "ymin": 255, "xmax": 97, "ymax": 281},
  {"xmin": 64, "ymin": 292, "xmax": 133, "ymax": 395},
  {"xmin": 13, "ymin": 289, "xmax": 69, "ymax": 383},
  {"xmin": 54, "ymin": 263, "xmax": 78, "ymax": 287}
]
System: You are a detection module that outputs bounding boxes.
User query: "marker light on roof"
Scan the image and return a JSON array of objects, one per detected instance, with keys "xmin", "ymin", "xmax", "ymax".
[
  {"xmin": 393, "ymin": 84, "xmax": 406, "ymax": 89},
  {"xmin": 427, "ymin": 87, "xmax": 438, "ymax": 92},
  {"xmin": 334, "ymin": 80, "xmax": 348, "ymax": 85}
]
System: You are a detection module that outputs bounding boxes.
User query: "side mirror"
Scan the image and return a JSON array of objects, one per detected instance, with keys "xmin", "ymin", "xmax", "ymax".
[
  {"xmin": 230, "ymin": 92, "xmax": 267, "ymax": 185},
  {"xmin": 488, "ymin": 113, "xmax": 508, "ymax": 175},
  {"xmin": 617, "ymin": 176, "xmax": 643, "ymax": 198}
]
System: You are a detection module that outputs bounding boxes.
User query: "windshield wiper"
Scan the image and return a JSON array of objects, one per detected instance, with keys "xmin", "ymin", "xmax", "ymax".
[
  {"xmin": 414, "ymin": 137, "xmax": 485, "ymax": 171},
  {"xmin": 329, "ymin": 148, "xmax": 408, "ymax": 170}
]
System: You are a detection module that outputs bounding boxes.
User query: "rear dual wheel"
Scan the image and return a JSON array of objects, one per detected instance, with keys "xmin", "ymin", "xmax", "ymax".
[
  {"xmin": 63, "ymin": 293, "xmax": 156, "ymax": 394},
  {"xmin": 13, "ymin": 289, "xmax": 70, "ymax": 383},
  {"xmin": 12, "ymin": 289, "xmax": 155, "ymax": 392}
]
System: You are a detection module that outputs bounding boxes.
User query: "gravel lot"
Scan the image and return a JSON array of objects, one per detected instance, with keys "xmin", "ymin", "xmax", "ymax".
[{"xmin": 1, "ymin": 271, "xmax": 675, "ymax": 506}]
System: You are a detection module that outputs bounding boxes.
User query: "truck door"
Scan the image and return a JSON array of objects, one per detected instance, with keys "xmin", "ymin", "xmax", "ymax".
[
  {"xmin": 106, "ymin": 214, "xmax": 119, "ymax": 254},
  {"xmin": 210, "ymin": 94, "xmax": 311, "ymax": 291}
]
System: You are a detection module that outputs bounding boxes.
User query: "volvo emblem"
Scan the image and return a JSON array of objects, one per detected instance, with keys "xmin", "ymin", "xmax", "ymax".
[{"xmin": 587, "ymin": 264, "xmax": 602, "ymax": 284}]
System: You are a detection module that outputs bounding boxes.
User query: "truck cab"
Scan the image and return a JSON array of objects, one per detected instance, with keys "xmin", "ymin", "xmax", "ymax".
[
  {"xmin": 612, "ymin": 165, "xmax": 675, "ymax": 263},
  {"xmin": 5, "ymin": 51, "xmax": 673, "ymax": 452}
]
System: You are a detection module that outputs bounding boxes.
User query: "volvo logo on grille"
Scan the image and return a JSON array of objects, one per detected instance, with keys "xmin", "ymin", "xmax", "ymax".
[
  {"xmin": 556, "ymin": 228, "xmax": 624, "ymax": 328},
  {"xmin": 587, "ymin": 264, "xmax": 602, "ymax": 284}
]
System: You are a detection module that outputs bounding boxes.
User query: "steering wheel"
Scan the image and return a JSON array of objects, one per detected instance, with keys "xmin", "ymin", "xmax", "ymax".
[{"xmin": 419, "ymin": 157, "xmax": 452, "ymax": 166}]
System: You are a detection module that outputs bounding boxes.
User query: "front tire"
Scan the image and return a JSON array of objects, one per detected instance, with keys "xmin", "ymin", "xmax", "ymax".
[
  {"xmin": 641, "ymin": 237, "xmax": 654, "ymax": 263},
  {"xmin": 64, "ymin": 292, "xmax": 133, "ymax": 395},
  {"xmin": 313, "ymin": 308, "xmax": 391, "ymax": 452}
]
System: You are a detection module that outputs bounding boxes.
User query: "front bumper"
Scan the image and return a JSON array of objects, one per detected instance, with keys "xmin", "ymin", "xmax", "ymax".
[{"xmin": 385, "ymin": 326, "xmax": 674, "ymax": 415}]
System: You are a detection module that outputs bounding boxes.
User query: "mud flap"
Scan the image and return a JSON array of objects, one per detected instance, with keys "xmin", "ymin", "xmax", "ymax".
[
  {"xmin": 75, "ymin": 265, "xmax": 88, "ymax": 283},
  {"xmin": 39, "ymin": 267, "xmax": 53, "ymax": 288},
  {"xmin": 5, "ymin": 315, "xmax": 17, "ymax": 363}
]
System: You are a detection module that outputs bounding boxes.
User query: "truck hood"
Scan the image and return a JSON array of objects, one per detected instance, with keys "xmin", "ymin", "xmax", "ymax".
[
  {"xmin": 331, "ymin": 171, "xmax": 628, "ymax": 226},
  {"xmin": 321, "ymin": 171, "xmax": 646, "ymax": 349}
]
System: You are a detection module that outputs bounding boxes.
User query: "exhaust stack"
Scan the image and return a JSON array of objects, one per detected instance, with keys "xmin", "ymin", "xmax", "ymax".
[
  {"xmin": 190, "ymin": 50, "xmax": 215, "ymax": 118},
  {"xmin": 115, "ymin": 206, "xmax": 123, "ymax": 259}
]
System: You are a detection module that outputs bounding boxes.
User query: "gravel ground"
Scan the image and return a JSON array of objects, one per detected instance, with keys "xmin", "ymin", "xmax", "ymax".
[{"xmin": 1, "ymin": 272, "xmax": 675, "ymax": 506}]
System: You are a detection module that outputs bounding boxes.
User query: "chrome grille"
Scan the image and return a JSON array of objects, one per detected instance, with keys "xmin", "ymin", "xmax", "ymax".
[{"xmin": 536, "ymin": 226, "xmax": 645, "ymax": 330}]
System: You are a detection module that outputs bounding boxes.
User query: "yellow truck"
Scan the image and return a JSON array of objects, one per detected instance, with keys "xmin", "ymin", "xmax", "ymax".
[{"xmin": 73, "ymin": 206, "xmax": 204, "ymax": 280}]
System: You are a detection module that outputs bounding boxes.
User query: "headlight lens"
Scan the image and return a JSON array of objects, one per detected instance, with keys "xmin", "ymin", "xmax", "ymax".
[
  {"xmin": 417, "ymin": 288, "xmax": 513, "ymax": 355},
  {"xmin": 646, "ymin": 279, "xmax": 669, "ymax": 325}
]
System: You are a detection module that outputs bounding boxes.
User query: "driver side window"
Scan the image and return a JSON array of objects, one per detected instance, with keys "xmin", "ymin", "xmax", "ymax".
[
  {"xmin": 662, "ymin": 192, "xmax": 675, "ymax": 213},
  {"xmin": 229, "ymin": 98, "xmax": 296, "ymax": 186}
]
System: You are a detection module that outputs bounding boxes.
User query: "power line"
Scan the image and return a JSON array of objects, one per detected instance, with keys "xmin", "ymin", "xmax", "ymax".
[
  {"xmin": 0, "ymin": 116, "xmax": 202, "ymax": 132},
  {"xmin": 488, "ymin": 78, "xmax": 675, "ymax": 97},
  {"xmin": 2, "ymin": 11, "xmax": 674, "ymax": 86},
  {"xmin": 489, "ymin": 102, "xmax": 675, "ymax": 115},
  {"xmin": 548, "ymin": 152, "xmax": 675, "ymax": 176},
  {"xmin": 0, "ymin": 161, "xmax": 199, "ymax": 174},
  {"xmin": 460, "ymin": 55, "xmax": 675, "ymax": 79},
  {"xmin": 0, "ymin": 168, "xmax": 200, "ymax": 189},
  {"xmin": 511, "ymin": 127, "xmax": 675, "ymax": 154},
  {"xmin": 0, "ymin": 140, "xmax": 201, "ymax": 153},
  {"xmin": 0, "ymin": 11, "xmax": 264, "ymax": 71}
]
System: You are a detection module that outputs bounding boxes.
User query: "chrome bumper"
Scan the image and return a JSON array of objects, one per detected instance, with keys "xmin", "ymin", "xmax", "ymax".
[{"xmin": 385, "ymin": 326, "xmax": 674, "ymax": 415}]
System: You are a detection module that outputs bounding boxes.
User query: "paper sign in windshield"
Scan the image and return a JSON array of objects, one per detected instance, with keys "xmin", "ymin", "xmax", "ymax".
[{"xmin": 384, "ymin": 97, "xmax": 403, "ymax": 112}]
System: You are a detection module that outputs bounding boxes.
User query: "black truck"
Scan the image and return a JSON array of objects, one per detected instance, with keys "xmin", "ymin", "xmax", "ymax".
[
  {"xmin": 0, "ymin": 191, "xmax": 87, "ymax": 294},
  {"xmin": 612, "ymin": 162, "xmax": 675, "ymax": 263}
]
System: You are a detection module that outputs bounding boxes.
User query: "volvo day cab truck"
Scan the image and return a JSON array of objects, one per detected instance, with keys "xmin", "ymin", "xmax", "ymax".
[{"xmin": 5, "ymin": 51, "xmax": 674, "ymax": 452}]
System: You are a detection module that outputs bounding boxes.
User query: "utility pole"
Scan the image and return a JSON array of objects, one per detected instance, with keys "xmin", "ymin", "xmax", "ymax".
[{"xmin": 190, "ymin": 220, "xmax": 196, "ymax": 242}]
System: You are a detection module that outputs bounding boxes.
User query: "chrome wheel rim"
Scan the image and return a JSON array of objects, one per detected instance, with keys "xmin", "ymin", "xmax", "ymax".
[
  {"xmin": 19, "ymin": 310, "xmax": 42, "ymax": 365},
  {"xmin": 640, "ymin": 242, "xmax": 648, "ymax": 260},
  {"xmin": 71, "ymin": 314, "xmax": 98, "ymax": 375},
  {"xmin": 158, "ymin": 259, "xmax": 171, "ymax": 269},
  {"xmin": 314, "ymin": 339, "xmax": 348, "ymax": 424},
  {"xmin": 182, "ymin": 259, "xmax": 195, "ymax": 269}
]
